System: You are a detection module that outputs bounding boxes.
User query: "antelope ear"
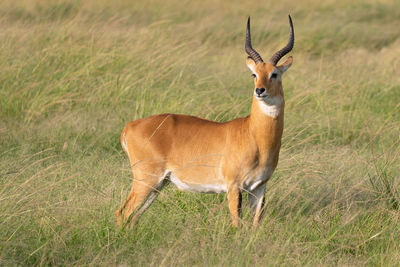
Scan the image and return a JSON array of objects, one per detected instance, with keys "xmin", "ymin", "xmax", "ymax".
[
  {"xmin": 246, "ymin": 56, "xmax": 256, "ymax": 73},
  {"xmin": 277, "ymin": 56, "xmax": 293, "ymax": 74}
]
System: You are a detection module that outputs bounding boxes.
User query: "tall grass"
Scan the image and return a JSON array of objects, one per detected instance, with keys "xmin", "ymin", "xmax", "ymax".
[{"xmin": 1, "ymin": 0, "xmax": 400, "ymax": 265}]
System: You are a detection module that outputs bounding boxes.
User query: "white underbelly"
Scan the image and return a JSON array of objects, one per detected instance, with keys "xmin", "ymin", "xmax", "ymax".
[
  {"xmin": 169, "ymin": 172, "xmax": 227, "ymax": 193},
  {"xmin": 167, "ymin": 166, "xmax": 273, "ymax": 193}
]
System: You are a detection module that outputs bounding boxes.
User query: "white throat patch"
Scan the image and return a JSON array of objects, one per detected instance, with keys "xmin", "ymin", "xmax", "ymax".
[{"xmin": 257, "ymin": 96, "xmax": 282, "ymax": 119}]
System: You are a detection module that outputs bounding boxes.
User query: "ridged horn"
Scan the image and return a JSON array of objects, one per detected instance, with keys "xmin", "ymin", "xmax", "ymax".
[
  {"xmin": 245, "ymin": 17, "xmax": 263, "ymax": 64},
  {"xmin": 269, "ymin": 15, "xmax": 294, "ymax": 66}
]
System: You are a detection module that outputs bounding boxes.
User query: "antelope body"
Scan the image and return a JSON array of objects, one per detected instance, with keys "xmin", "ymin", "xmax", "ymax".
[{"xmin": 116, "ymin": 16, "xmax": 294, "ymax": 228}]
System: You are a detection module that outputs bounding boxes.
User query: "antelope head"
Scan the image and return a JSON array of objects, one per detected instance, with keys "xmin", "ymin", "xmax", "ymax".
[{"xmin": 245, "ymin": 15, "xmax": 294, "ymax": 105}]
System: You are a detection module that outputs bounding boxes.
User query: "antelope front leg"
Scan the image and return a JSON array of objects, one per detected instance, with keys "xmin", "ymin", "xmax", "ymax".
[
  {"xmin": 249, "ymin": 184, "xmax": 266, "ymax": 228},
  {"xmin": 227, "ymin": 185, "xmax": 242, "ymax": 227}
]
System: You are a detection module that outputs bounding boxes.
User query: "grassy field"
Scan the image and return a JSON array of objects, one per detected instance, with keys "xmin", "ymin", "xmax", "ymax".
[{"xmin": 1, "ymin": 0, "xmax": 400, "ymax": 265}]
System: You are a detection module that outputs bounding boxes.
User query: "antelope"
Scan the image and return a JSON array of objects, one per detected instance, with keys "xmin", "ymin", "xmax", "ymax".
[{"xmin": 116, "ymin": 15, "xmax": 294, "ymax": 228}]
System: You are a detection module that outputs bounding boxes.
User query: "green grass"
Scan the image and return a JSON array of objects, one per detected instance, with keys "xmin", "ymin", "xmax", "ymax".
[{"xmin": 1, "ymin": 0, "xmax": 400, "ymax": 265}]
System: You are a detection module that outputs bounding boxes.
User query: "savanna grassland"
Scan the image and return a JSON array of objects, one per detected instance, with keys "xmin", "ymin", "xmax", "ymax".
[{"xmin": 1, "ymin": 0, "xmax": 400, "ymax": 265}]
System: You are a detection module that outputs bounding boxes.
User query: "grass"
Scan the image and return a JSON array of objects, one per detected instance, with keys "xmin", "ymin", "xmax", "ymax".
[{"xmin": 1, "ymin": 0, "xmax": 400, "ymax": 265}]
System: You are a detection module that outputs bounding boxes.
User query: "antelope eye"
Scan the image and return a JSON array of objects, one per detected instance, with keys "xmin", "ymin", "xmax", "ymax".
[
  {"xmin": 270, "ymin": 73, "xmax": 277, "ymax": 79},
  {"xmin": 251, "ymin": 74, "xmax": 256, "ymax": 78}
]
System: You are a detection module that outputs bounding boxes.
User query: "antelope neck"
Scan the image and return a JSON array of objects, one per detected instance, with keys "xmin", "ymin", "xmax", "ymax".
[{"xmin": 248, "ymin": 95, "xmax": 284, "ymax": 155}]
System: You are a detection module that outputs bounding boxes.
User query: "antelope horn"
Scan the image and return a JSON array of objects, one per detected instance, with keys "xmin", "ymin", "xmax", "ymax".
[
  {"xmin": 269, "ymin": 15, "xmax": 294, "ymax": 66},
  {"xmin": 245, "ymin": 17, "xmax": 263, "ymax": 64}
]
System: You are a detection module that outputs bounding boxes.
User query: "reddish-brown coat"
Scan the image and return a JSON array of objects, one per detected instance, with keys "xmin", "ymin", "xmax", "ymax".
[{"xmin": 116, "ymin": 16, "xmax": 294, "ymax": 228}]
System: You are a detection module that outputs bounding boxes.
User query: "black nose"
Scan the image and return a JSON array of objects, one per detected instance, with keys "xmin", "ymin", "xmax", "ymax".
[{"xmin": 255, "ymin": 88, "xmax": 266, "ymax": 96}]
